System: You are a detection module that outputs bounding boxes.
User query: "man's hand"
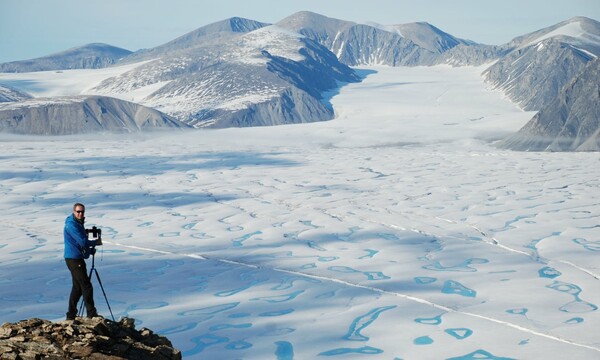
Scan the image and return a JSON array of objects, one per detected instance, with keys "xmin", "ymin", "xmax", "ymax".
[{"xmin": 90, "ymin": 247, "xmax": 96, "ymax": 255}]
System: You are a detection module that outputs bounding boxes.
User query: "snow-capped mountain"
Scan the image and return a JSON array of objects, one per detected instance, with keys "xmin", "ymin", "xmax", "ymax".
[
  {"xmin": 506, "ymin": 16, "xmax": 600, "ymax": 53},
  {"xmin": 120, "ymin": 17, "xmax": 270, "ymax": 64},
  {"xmin": 0, "ymin": 43, "xmax": 132, "ymax": 73},
  {"xmin": 382, "ymin": 22, "xmax": 476, "ymax": 54},
  {"xmin": 0, "ymin": 95, "xmax": 189, "ymax": 135},
  {"xmin": 484, "ymin": 16, "xmax": 600, "ymax": 151},
  {"xmin": 276, "ymin": 11, "xmax": 435, "ymax": 66},
  {"xmin": 89, "ymin": 22, "xmax": 359, "ymax": 127},
  {"xmin": 276, "ymin": 11, "xmax": 497, "ymax": 66},
  {"xmin": 484, "ymin": 17, "xmax": 600, "ymax": 111},
  {"xmin": 499, "ymin": 57, "xmax": 600, "ymax": 151}
]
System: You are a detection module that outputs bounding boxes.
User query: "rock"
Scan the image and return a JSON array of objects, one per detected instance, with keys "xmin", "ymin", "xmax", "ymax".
[
  {"xmin": 0, "ymin": 95, "xmax": 191, "ymax": 135},
  {"xmin": 0, "ymin": 326, "xmax": 15, "ymax": 338},
  {"xmin": 0, "ymin": 317, "xmax": 181, "ymax": 360}
]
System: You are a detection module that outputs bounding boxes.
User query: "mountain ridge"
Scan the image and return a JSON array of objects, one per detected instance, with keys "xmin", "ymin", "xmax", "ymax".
[
  {"xmin": 119, "ymin": 17, "xmax": 271, "ymax": 64},
  {"xmin": 0, "ymin": 95, "xmax": 190, "ymax": 135},
  {"xmin": 0, "ymin": 12, "xmax": 597, "ymax": 150},
  {"xmin": 0, "ymin": 43, "xmax": 132, "ymax": 73}
]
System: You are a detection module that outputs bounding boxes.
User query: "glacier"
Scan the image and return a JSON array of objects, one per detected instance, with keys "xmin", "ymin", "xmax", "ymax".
[{"xmin": 0, "ymin": 65, "xmax": 598, "ymax": 359}]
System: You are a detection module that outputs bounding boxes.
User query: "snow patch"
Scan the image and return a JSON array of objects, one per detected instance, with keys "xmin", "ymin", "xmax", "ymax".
[
  {"xmin": 0, "ymin": 60, "xmax": 153, "ymax": 98},
  {"xmin": 237, "ymin": 25, "xmax": 306, "ymax": 64},
  {"xmin": 524, "ymin": 20, "xmax": 600, "ymax": 48}
]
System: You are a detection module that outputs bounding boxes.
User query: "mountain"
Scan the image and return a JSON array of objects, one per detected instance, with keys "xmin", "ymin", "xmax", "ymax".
[
  {"xmin": 276, "ymin": 11, "xmax": 500, "ymax": 66},
  {"xmin": 498, "ymin": 57, "xmax": 600, "ymax": 151},
  {"xmin": 383, "ymin": 22, "xmax": 475, "ymax": 54},
  {"xmin": 119, "ymin": 17, "xmax": 270, "ymax": 64},
  {"xmin": 0, "ymin": 84, "xmax": 32, "ymax": 102},
  {"xmin": 0, "ymin": 12, "xmax": 598, "ymax": 148},
  {"xmin": 90, "ymin": 23, "xmax": 359, "ymax": 127},
  {"xmin": 0, "ymin": 43, "xmax": 132, "ymax": 73},
  {"xmin": 0, "ymin": 95, "xmax": 190, "ymax": 135},
  {"xmin": 483, "ymin": 17, "xmax": 600, "ymax": 111},
  {"xmin": 485, "ymin": 16, "xmax": 600, "ymax": 151},
  {"xmin": 276, "ymin": 11, "xmax": 435, "ymax": 66}
]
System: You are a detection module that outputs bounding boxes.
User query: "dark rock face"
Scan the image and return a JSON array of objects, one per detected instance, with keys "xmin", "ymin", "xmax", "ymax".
[
  {"xmin": 498, "ymin": 57, "xmax": 600, "ymax": 151},
  {"xmin": 483, "ymin": 39, "xmax": 593, "ymax": 111},
  {"xmin": 0, "ymin": 317, "xmax": 181, "ymax": 360}
]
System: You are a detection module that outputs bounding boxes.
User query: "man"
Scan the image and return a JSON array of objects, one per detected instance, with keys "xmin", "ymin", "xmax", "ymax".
[{"xmin": 64, "ymin": 203, "xmax": 98, "ymax": 320}]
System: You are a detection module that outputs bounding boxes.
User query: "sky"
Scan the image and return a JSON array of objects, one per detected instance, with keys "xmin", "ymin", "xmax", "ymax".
[{"xmin": 0, "ymin": 0, "xmax": 599, "ymax": 63}]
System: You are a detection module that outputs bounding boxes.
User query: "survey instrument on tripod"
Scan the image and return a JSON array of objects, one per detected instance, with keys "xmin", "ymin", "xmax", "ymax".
[{"xmin": 79, "ymin": 226, "xmax": 115, "ymax": 321}]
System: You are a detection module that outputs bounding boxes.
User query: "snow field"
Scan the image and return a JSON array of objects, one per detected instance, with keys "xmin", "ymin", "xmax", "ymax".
[{"xmin": 1, "ymin": 65, "xmax": 599, "ymax": 359}]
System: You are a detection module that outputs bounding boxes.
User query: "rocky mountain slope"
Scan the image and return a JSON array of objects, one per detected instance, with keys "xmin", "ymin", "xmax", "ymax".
[
  {"xmin": 483, "ymin": 16, "xmax": 600, "ymax": 151},
  {"xmin": 483, "ymin": 17, "xmax": 600, "ymax": 111},
  {"xmin": 0, "ymin": 95, "xmax": 190, "ymax": 135},
  {"xmin": 90, "ymin": 21, "xmax": 360, "ymax": 127},
  {"xmin": 275, "ymin": 11, "xmax": 502, "ymax": 67},
  {"xmin": 499, "ymin": 57, "xmax": 600, "ymax": 151},
  {"xmin": 0, "ymin": 43, "xmax": 132, "ymax": 72},
  {"xmin": 0, "ymin": 317, "xmax": 181, "ymax": 359},
  {"xmin": 276, "ymin": 11, "xmax": 436, "ymax": 66}
]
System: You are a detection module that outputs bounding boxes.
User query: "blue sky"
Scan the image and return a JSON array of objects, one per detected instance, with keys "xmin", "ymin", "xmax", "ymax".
[{"xmin": 1, "ymin": 0, "xmax": 599, "ymax": 63}]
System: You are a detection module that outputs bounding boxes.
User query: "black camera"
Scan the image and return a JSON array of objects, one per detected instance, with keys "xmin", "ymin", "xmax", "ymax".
[{"xmin": 86, "ymin": 226, "xmax": 103, "ymax": 246}]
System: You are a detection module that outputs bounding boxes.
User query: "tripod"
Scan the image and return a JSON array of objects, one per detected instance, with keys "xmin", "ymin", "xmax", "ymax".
[{"xmin": 78, "ymin": 253, "xmax": 115, "ymax": 321}]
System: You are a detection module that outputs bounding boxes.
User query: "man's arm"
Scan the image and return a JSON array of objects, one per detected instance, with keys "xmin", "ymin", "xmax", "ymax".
[{"xmin": 65, "ymin": 219, "xmax": 95, "ymax": 257}]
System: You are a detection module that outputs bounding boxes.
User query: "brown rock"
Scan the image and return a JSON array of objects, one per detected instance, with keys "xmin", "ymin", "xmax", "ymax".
[
  {"xmin": 0, "ymin": 325, "xmax": 15, "ymax": 338},
  {"xmin": 67, "ymin": 342, "xmax": 95, "ymax": 358},
  {"xmin": 0, "ymin": 317, "xmax": 181, "ymax": 360},
  {"xmin": 1, "ymin": 352, "xmax": 18, "ymax": 360}
]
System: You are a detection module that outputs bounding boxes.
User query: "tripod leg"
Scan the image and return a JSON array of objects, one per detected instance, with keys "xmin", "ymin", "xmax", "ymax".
[
  {"xmin": 93, "ymin": 268, "xmax": 115, "ymax": 321},
  {"xmin": 78, "ymin": 267, "xmax": 94, "ymax": 317}
]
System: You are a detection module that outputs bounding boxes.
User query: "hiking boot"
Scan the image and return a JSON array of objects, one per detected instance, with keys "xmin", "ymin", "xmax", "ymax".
[{"xmin": 66, "ymin": 312, "xmax": 76, "ymax": 321}]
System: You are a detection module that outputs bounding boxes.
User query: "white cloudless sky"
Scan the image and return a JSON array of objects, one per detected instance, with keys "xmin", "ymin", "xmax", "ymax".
[{"xmin": 0, "ymin": 0, "xmax": 599, "ymax": 63}]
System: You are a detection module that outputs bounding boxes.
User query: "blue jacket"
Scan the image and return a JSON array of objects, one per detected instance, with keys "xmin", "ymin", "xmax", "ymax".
[{"xmin": 64, "ymin": 214, "xmax": 94, "ymax": 259}]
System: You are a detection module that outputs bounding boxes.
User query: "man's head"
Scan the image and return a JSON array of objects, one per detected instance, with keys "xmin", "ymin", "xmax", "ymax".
[{"xmin": 73, "ymin": 203, "xmax": 85, "ymax": 221}]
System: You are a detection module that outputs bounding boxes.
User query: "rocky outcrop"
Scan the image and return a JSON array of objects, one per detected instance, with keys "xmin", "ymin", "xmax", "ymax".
[{"xmin": 0, "ymin": 317, "xmax": 181, "ymax": 359}]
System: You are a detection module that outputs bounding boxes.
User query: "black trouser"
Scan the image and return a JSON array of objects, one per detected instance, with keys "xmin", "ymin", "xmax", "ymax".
[{"xmin": 65, "ymin": 258, "xmax": 96, "ymax": 317}]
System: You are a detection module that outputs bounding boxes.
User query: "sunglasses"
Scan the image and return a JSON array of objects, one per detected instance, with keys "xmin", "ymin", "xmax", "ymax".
[{"xmin": 75, "ymin": 210, "xmax": 85, "ymax": 214}]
